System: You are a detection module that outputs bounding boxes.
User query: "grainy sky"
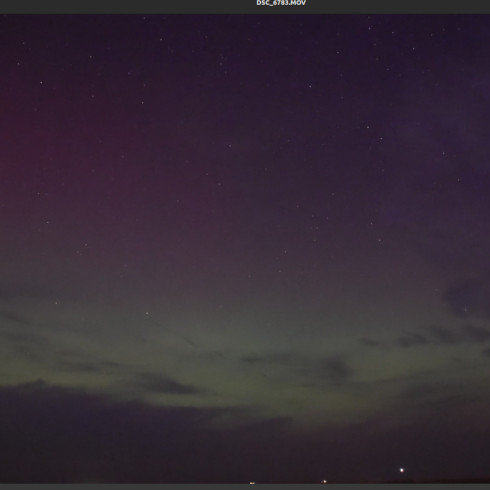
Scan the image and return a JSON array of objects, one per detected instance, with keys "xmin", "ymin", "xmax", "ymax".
[{"xmin": 1, "ymin": 13, "xmax": 490, "ymax": 483}]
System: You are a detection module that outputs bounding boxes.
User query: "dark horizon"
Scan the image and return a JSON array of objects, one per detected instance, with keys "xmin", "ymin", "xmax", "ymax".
[{"xmin": 1, "ymin": 14, "xmax": 490, "ymax": 483}]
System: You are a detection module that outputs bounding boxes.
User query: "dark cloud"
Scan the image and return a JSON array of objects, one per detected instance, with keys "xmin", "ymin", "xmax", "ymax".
[
  {"xmin": 482, "ymin": 347, "xmax": 490, "ymax": 358},
  {"xmin": 0, "ymin": 380, "xmax": 296, "ymax": 482},
  {"xmin": 59, "ymin": 361, "xmax": 102, "ymax": 373},
  {"xmin": 239, "ymin": 352, "xmax": 298, "ymax": 379},
  {"xmin": 55, "ymin": 359, "xmax": 123, "ymax": 374},
  {"xmin": 0, "ymin": 326, "xmax": 77, "ymax": 369},
  {"xmin": 425, "ymin": 324, "xmax": 490, "ymax": 345},
  {"xmin": 238, "ymin": 351, "xmax": 299, "ymax": 367},
  {"xmin": 460, "ymin": 324, "xmax": 490, "ymax": 342},
  {"xmin": 0, "ymin": 328, "xmax": 48, "ymax": 346},
  {"xmin": 1, "ymin": 378, "xmax": 490, "ymax": 483},
  {"xmin": 135, "ymin": 372, "xmax": 203, "ymax": 395},
  {"xmin": 426, "ymin": 325, "xmax": 462, "ymax": 344},
  {"xmin": 0, "ymin": 328, "xmax": 126, "ymax": 378},
  {"xmin": 0, "ymin": 328, "xmax": 53, "ymax": 365},
  {"xmin": 380, "ymin": 324, "xmax": 490, "ymax": 350},
  {"xmin": 0, "ymin": 310, "xmax": 31, "ymax": 326},
  {"xmin": 239, "ymin": 351, "xmax": 355, "ymax": 386},
  {"xmin": 393, "ymin": 380, "xmax": 466, "ymax": 409},
  {"xmin": 239, "ymin": 354, "xmax": 265, "ymax": 364},
  {"xmin": 395, "ymin": 332, "xmax": 429, "ymax": 348},
  {"xmin": 442, "ymin": 278, "xmax": 490, "ymax": 319},
  {"xmin": 99, "ymin": 360, "xmax": 124, "ymax": 369},
  {"xmin": 180, "ymin": 334, "xmax": 197, "ymax": 347},
  {"xmin": 360, "ymin": 324, "xmax": 490, "ymax": 353},
  {"xmin": 316, "ymin": 357, "xmax": 354, "ymax": 385},
  {"xmin": 358, "ymin": 337, "xmax": 382, "ymax": 348}
]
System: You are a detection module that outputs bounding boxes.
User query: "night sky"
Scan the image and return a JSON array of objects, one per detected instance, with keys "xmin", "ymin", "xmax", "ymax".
[{"xmin": 2, "ymin": 14, "xmax": 490, "ymax": 483}]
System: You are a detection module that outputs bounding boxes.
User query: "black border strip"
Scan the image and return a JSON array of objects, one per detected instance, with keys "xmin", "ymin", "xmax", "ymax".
[
  {"xmin": 1, "ymin": 0, "xmax": 490, "ymax": 14},
  {"xmin": 0, "ymin": 485, "xmax": 477, "ymax": 489}
]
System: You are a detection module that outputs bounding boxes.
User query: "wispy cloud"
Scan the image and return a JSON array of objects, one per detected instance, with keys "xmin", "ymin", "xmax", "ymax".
[
  {"xmin": 316, "ymin": 357, "xmax": 354, "ymax": 384},
  {"xmin": 0, "ymin": 310, "xmax": 32, "ymax": 326},
  {"xmin": 358, "ymin": 337, "xmax": 382, "ymax": 348},
  {"xmin": 426, "ymin": 324, "xmax": 490, "ymax": 345},
  {"xmin": 395, "ymin": 332, "xmax": 429, "ymax": 348},
  {"xmin": 134, "ymin": 372, "xmax": 204, "ymax": 395}
]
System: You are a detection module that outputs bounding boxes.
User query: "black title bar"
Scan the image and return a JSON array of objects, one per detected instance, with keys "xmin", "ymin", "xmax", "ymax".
[{"xmin": 1, "ymin": 0, "xmax": 490, "ymax": 14}]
